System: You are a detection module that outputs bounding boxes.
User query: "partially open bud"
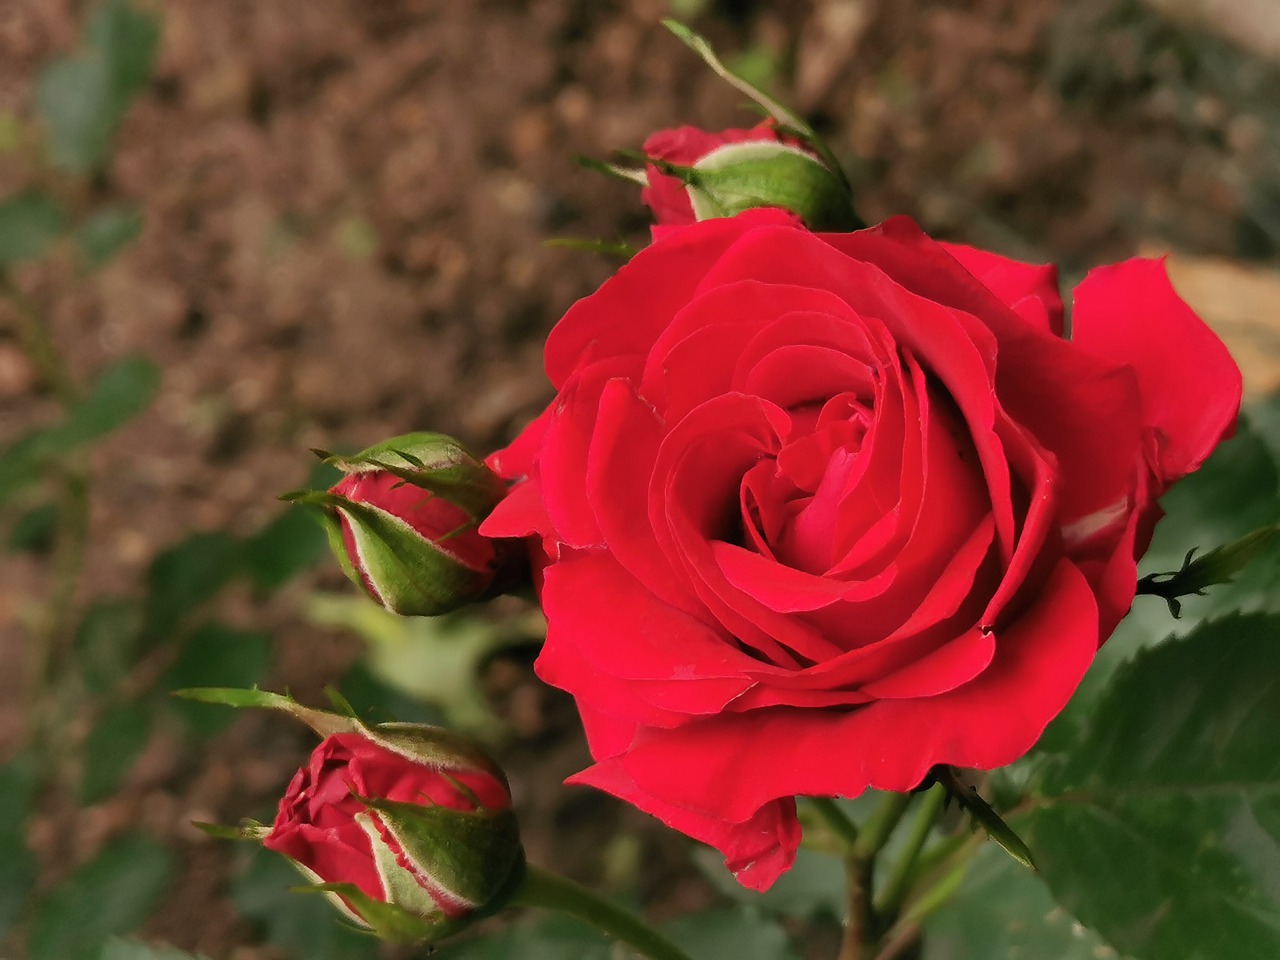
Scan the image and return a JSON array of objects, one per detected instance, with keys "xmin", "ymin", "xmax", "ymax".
[
  {"xmin": 285, "ymin": 432, "xmax": 513, "ymax": 616},
  {"xmin": 262, "ymin": 727, "xmax": 523, "ymax": 942},
  {"xmin": 175, "ymin": 687, "xmax": 526, "ymax": 945}
]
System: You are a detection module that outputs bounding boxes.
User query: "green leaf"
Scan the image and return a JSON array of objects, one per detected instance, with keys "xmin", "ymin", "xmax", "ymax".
[
  {"xmin": 0, "ymin": 192, "xmax": 64, "ymax": 264},
  {"xmin": 664, "ymin": 905, "xmax": 800, "ymax": 960},
  {"xmin": 1018, "ymin": 614, "xmax": 1280, "ymax": 960},
  {"xmin": 74, "ymin": 598, "xmax": 144, "ymax": 694},
  {"xmin": 0, "ymin": 357, "xmax": 159, "ymax": 503},
  {"xmin": 99, "ymin": 937, "xmax": 209, "ymax": 960},
  {"xmin": 8, "ymin": 502, "xmax": 58, "ymax": 553},
  {"xmin": 162, "ymin": 624, "xmax": 273, "ymax": 737},
  {"xmin": 141, "ymin": 532, "xmax": 241, "ymax": 644},
  {"xmin": 242, "ymin": 505, "xmax": 328, "ymax": 594},
  {"xmin": 35, "ymin": 0, "xmax": 159, "ymax": 174},
  {"xmin": 0, "ymin": 759, "xmax": 37, "ymax": 938},
  {"xmin": 80, "ymin": 701, "xmax": 152, "ymax": 803},
  {"xmin": 29, "ymin": 832, "xmax": 173, "ymax": 960},
  {"xmin": 231, "ymin": 848, "xmax": 378, "ymax": 960},
  {"xmin": 64, "ymin": 356, "xmax": 160, "ymax": 444},
  {"xmin": 77, "ymin": 207, "xmax": 142, "ymax": 269},
  {"xmin": 921, "ymin": 843, "xmax": 1123, "ymax": 960}
]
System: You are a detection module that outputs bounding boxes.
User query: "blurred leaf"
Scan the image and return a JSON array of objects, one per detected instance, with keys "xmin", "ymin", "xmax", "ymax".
[
  {"xmin": 0, "ymin": 192, "xmax": 64, "ymax": 264},
  {"xmin": 63, "ymin": 356, "xmax": 160, "ymax": 444},
  {"xmin": 433, "ymin": 913, "xmax": 613, "ymax": 960},
  {"xmin": 74, "ymin": 598, "xmax": 143, "ymax": 694},
  {"xmin": 664, "ymin": 905, "xmax": 800, "ymax": 960},
  {"xmin": 35, "ymin": 0, "xmax": 159, "ymax": 174},
  {"xmin": 922, "ymin": 843, "xmax": 1121, "ymax": 960},
  {"xmin": 141, "ymin": 532, "xmax": 241, "ymax": 644},
  {"xmin": 1018, "ymin": 614, "xmax": 1280, "ymax": 960},
  {"xmin": 243, "ymin": 506, "xmax": 328, "ymax": 594},
  {"xmin": 0, "ymin": 112, "xmax": 21, "ymax": 152},
  {"xmin": 29, "ymin": 832, "xmax": 173, "ymax": 960},
  {"xmin": 8, "ymin": 502, "xmax": 58, "ymax": 553},
  {"xmin": 0, "ymin": 759, "xmax": 37, "ymax": 938},
  {"xmin": 337, "ymin": 661, "xmax": 443, "ymax": 727},
  {"xmin": 693, "ymin": 846, "xmax": 844, "ymax": 920},
  {"xmin": 0, "ymin": 357, "xmax": 159, "ymax": 504},
  {"xmin": 80, "ymin": 701, "xmax": 152, "ymax": 804},
  {"xmin": 163, "ymin": 623, "xmax": 273, "ymax": 737},
  {"xmin": 99, "ymin": 938, "xmax": 209, "ymax": 960},
  {"xmin": 77, "ymin": 207, "xmax": 142, "ymax": 269},
  {"xmin": 231, "ymin": 847, "xmax": 378, "ymax": 960}
]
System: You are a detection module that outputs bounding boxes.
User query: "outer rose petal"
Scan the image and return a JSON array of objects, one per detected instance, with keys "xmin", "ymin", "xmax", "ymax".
[
  {"xmin": 572, "ymin": 759, "xmax": 801, "ymax": 892},
  {"xmin": 1071, "ymin": 258, "xmax": 1242, "ymax": 485},
  {"xmin": 579, "ymin": 559, "xmax": 1097, "ymax": 826},
  {"xmin": 940, "ymin": 241, "xmax": 1065, "ymax": 336}
]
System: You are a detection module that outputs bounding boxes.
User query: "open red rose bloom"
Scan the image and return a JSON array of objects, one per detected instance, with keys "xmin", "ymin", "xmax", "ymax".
[
  {"xmin": 481, "ymin": 209, "xmax": 1241, "ymax": 890},
  {"xmin": 264, "ymin": 733, "xmax": 510, "ymax": 912}
]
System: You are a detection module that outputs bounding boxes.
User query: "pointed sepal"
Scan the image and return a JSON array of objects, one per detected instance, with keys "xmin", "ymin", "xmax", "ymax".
[{"xmin": 170, "ymin": 687, "xmax": 358, "ymax": 738}]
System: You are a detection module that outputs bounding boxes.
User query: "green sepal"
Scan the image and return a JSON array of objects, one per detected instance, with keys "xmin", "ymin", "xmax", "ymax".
[
  {"xmin": 573, "ymin": 154, "xmax": 648, "ymax": 186},
  {"xmin": 660, "ymin": 18, "xmax": 855, "ymax": 199},
  {"xmin": 285, "ymin": 490, "xmax": 491, "ymax": 617},
  {"xmin": 170, "ymin": 687, "xmax": 358, "ymax": 738},
  {"xmin": 292, "ymin": 882, "xmax": 466, "ymax": 944},
  {"xmin": 313, "ymin": 432, "xmax": 506, "ymax": 521},
  {"xmin": 359, "ymin": 796, "xmax": 523, "ymax": 914},
  {"xmin": 1137, "ymin": 524, "xmax": 1280, "ymax": 617},
  {"xmin": 362, "ymin": 722, "xmax": 509, "ymax": 785},
  {"xmin": 650, "ymin": 142, "xmax": 859, "ymax": 230},
  {"xmin": 937, "ymin": 767, "xmax": 1037, "ymax": 871},
  {"xmin": 191, "ymin": 819, "xmax": 270, "ymax": 842}
]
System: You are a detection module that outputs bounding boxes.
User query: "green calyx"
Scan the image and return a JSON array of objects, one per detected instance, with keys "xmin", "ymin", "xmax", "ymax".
[
  {"xmin": 359, "ymin": 796, "xmax": 524, "ymax": 922},
  {"xmin": 289, "ymin": 489, "xmax": 494, "ymax": 616},
  {"xmin": 652, "ymin": 141, "xmax": 859, "ymax": 231}
]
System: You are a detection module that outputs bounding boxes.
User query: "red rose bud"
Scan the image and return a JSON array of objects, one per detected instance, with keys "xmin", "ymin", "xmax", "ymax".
[
  {"xmin": 642, "ymin": 125, "xmax": 858, "ymax": 231},
  {"xmin": 286, "ymin": 432, "xmax": 512, "ymax": 616},
  {"xmin": 263, "ymin": 726, "xmax": 523, "ymax": 943}
]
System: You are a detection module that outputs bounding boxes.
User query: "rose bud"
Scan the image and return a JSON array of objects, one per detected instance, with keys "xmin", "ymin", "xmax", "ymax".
[
  {"xmin": 284, "ymin": 432, "xmax": 514, "ymax": 616},
  {"xmin": 641, "ymin": 124, "xmax": 858, "ymax": 230},
  {"xmin": 262, "ymin": 726, "xmax": 523, "ymax": 943}
]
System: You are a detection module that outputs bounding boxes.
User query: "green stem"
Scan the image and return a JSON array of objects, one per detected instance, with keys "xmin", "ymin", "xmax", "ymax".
[
  {"xmin": 875, "ymin": 784, "xmax": 947, "ymax": 920},
  {"xmin": 514, "ymin": 865, "xmax": 695, "ymax": 960},
  {"xmin": 807, "ymin": 796, "xmax": 860, "ymax": 849},
  {"xmin": 852, "ymin": 791, "xmax": 915, "ymax": 860}
]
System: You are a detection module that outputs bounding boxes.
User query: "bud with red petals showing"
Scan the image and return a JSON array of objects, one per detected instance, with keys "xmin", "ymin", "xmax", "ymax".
[{"xmin": 284, "ymin": 432, "xmax": 514, "ymax": 616}]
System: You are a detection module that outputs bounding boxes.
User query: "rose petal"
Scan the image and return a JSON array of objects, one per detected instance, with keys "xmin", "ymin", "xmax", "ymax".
[{"xmin": 1071, "ymin": 258, "xmax": 1242, "ymax": 486}]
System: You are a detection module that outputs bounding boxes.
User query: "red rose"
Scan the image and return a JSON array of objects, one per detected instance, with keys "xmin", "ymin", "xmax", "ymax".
[
  {"xmin": 264, "ymin": 731, "xmax": 517, "ymax": 925},
  {"xmin": 481, "ymin": 209, "xmax": 1240, "ymax": 890},
  {"xmin": 642, "ymin": 123, "xmax": 796, "ymax": 225}
]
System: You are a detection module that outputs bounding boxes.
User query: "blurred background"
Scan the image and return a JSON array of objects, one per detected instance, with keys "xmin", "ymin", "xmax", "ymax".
[{"xmin": 1, "ymin": 0, "xmax": 1278, "ymax": 958}]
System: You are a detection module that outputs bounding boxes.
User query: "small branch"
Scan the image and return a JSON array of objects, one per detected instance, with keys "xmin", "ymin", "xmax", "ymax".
[
  {"xmin": 852, "ymin": 791, "xmax": 914, "ymax": 861},
  {"xmin": 0, "ymin": 272, "xmax": 78, "ymax": 403},
  {"xmin": 807, "ymin": 796, "xmax": 860, "ymax": 849},
  {"xmin": 875, "ymin": 784, "xmax": 947, "ymax": 920},
  {"xmin": 838, "ymin": 856, "xmax": 876, "ymax": 960}
]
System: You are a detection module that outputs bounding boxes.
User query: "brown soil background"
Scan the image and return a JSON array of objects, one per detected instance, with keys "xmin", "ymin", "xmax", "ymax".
[{"xmin": 2, "ymin": 0, "xmax": 1278, "ymax": 957}]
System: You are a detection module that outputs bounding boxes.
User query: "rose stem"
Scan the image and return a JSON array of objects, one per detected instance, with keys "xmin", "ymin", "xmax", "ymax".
[
  {"xmin": 514, "ymin": 864, "xmax": 697, "ymax": 960},
  {"xmin": 808, "ymin": 797, "xmax": 861, "ymax": 849},
  {"xmin": 873, "ymin": 784, "xmax": 948, "ymax": 921},
  {"xmin": 837, "ymin": 791, "xmax": 916, "ymax": 960}
]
